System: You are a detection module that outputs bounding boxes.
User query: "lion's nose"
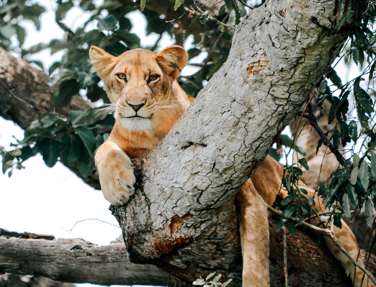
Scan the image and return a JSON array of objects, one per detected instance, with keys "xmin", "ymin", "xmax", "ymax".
[{"xmin": 127, "ymin": 102, "xmax": 145, "ymax": 112}]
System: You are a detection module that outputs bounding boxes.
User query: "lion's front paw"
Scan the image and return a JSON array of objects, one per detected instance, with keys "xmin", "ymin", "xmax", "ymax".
[{"xmin": 96, "ymin": 150, "xmax": 136, "ymax": 206}]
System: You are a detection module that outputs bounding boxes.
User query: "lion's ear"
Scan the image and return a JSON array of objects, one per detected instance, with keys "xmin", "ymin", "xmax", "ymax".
[
  {"xmin": 89, "ymin": 46, "xmax": 117, "ymax": 80},
  {"xmin": 156, "ymin": 45, "xmax": 188, "ymax": 79}
]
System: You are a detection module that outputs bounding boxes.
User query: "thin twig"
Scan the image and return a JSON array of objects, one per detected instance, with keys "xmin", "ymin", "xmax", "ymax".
[
  {"xmin": 282, "ymin": 226, "xmax": 289, "ymax": 287},
  {"xmin": 305, "ymin": 104, "xmax": 346, "ymax": 166},
  {"xmin": 151, "ymin": 33, "xmax": 163, "ymax": 51},
  {"xmin": 67, "ymin": 218, "xmax": 120, "ymax": 232}
]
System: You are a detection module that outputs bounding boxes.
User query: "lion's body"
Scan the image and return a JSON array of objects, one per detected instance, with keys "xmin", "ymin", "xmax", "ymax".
[{"xmin": 90, "ymin": 46, "xmax": 374, "ymax": 287}]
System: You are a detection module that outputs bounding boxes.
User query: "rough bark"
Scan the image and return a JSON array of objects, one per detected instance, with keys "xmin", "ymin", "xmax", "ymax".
[
  {"xmin": 1, "ymin": 227, "xmax": 375, "ymax": 286},
  {"xmin": 0, "ymin": 229, "xmax": 183, "ymax": 286},
  {"xmin": 111, "ymin": 0, "xmax": 364, "ymax": 284}
]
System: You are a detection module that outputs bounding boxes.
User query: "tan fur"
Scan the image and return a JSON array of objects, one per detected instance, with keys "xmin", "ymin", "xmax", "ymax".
[{"xmin": 90, "ymin": 46, "xmax": 374, "ymax": 287}]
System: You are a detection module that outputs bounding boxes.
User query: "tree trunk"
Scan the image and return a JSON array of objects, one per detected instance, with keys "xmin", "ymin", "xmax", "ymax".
[{"xmin": 111, "ymin": 0, "xmax": 364, "ymax": 284}]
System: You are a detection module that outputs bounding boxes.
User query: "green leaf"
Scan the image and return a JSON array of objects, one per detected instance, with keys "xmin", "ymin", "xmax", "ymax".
[
  {"xmin": 354, "ymin": 77, "xmax": 373, "ymax": 129},
  {"xmin": 350, "ymin": 154, "xmax": 360, "ymax": 185},
  {"xmin": 56, "ymin": 1, "xmax": 74, "ymax": 19},
  {"xmin": 364, "ymin": 198, "xmax": 375, "ymax": 228},
  {"xmin": 76, "ymin": 150, "xmax": 93, "ymax": 177},
  {"xmin": 15, "ymin": 26, "xmax": 26, "ymax": 46},
  {"xmin": 0, "ymin": 25, "xmax": 16, "ymax": 38},
  {"xmin": 98, "ymin": 15, "xmax": 119, "ymax": 31},
  {"xmin": 342, "ymin": 193, "xmax": 351, "ymax": 218},
  {"xmin": 53, "ymin": 78, "xmax": 80, "ymax": 106},
  {"xmin": 348, "ymin": 120, "xmax": 358, "ymax": 141},
  {"xmin": 60, "ymin": 135, "xmax": 82, "ymax": 165},
  {"xmin": 140, "ymin": 0, "xmax": 147, "ymax": 11},
  {"xmin": 298, "ymin": 158, "xmax": 309, "ymax": 170},
  {"xmin": 358, "ymin": 160, "xmax": 369, "ymax": 191},
  {"xmin": 40, "ymin": 113, "xmax": 61, "ymax": 128},
  {"xmin": 113, "ymin": 30, "xmax": 140, "ymax": 48},
  {"xmin": 345, "ymin": 184, "xmax": 358, "ymax": 208},
  {"xmin": 174, "ymin": 0, "xmax": 184, "ymax": 10},
  {"xmin": 68, "ymin": 107, "xmax": 111, "ymax": 128},
  {"xmin": 327, "ymin": 67, "xmax": 342, "ymax": 88},
  {"xmin": 76, "ymin": 127, "xmax": 96, "ymax": 157},
  {"xmin": 333, "ymin": 213, "xmax": 342, "ymax": 228},
  {"xmin": 280, "ymin": 134, "xmax": 305, "ymax": 155},
  {"xmin": 40, "ymin": 141, "xmax": 60, "ymax": 168},
  {"xmin": 370, "ymin": 153, "xmax": 376, "ymax": 179},
  {"xmin": 369, "ymin": 60, "xmax": 376, "ymax": 82}
]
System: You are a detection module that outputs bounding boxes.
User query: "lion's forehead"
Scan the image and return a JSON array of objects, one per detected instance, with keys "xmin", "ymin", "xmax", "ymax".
[{"xmin": 113, "ymin": 50, "xmax": 162, "ymax": 76}]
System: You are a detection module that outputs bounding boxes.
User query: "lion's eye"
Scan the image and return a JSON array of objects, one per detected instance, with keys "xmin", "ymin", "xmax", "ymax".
[
  {"xmin": 148, "ymin": 74, "xmax": 160, "ymax": 83},
  {"xmin": 116, "ymin": 73, "xmax": 127, "ymax": 82}
]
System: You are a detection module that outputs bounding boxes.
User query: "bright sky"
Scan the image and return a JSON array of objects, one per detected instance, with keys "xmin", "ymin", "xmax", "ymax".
[{"xmin": 0, "ymin": 1, "xmax": 362, "ymax": 286}]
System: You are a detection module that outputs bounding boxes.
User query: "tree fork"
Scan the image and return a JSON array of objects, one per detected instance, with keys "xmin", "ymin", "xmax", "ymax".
[{"xmin": 111, "ymin": 0, "xmax": 368, "ymax": 284}]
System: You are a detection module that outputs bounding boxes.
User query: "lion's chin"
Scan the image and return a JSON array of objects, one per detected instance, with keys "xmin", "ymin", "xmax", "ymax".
[{"xmin": 119, "ymin": 117, "xmax": 153, "ymax": 131}]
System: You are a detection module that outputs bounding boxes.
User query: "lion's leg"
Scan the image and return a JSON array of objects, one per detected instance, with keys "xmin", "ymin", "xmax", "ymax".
[
  {"xmin": 238, "ymin": 179, "xmax": 270, "ymax": 287},
  {"xmin": 95, "ymin": 140, "xmax": 136, "ymax": 206}
]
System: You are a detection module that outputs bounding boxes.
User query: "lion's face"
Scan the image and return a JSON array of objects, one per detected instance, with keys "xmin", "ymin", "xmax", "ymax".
[{"xmin": 89, "ymin": 45, "xmax": 189, "ymax": 136}]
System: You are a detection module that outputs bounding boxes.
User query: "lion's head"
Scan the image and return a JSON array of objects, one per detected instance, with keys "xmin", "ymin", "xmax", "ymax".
[{"xmin": 89, "ymin": 45, "xmax": 190, "ymax": 140}]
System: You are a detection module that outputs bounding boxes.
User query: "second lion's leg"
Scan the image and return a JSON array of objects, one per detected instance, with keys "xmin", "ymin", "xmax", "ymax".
[{"xmin": 238, "ymin": 179, "xmax": 270, "ymax": 287}]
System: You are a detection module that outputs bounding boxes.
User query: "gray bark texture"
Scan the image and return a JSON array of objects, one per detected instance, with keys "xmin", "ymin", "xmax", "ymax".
[
  {"xmin": 0, "ymin": 229, "xmax": 183, "ymax": 286},
  {"xmin": 111, "ymin": 0, "xmax": 368, "ymax": 284}
]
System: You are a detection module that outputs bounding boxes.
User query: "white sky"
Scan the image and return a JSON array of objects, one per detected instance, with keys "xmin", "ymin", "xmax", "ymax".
[{"xmin": 0, "ymin": 1, "xmax": 363, "ymax": 286}]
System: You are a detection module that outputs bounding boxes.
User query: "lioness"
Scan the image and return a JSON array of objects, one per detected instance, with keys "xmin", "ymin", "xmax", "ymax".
[{"xmin": 89, "ymin": 45, "xmax": 374, "ymax": 287}]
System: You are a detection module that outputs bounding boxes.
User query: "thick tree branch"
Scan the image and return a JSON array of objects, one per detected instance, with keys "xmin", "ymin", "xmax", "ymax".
[
  {"xmin": 0, "ymin": 229, "xmax": 184, "ymax": 286},
  {"xmin": 111, "ymin": 0, "xmax": 366, "ymax": 283},
  {"xmin": 0, "ymin": 48, "xmax": 89, "ymax": 130}
]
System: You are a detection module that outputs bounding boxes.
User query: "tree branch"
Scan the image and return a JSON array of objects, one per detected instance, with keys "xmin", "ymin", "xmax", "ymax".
[
  {"xmin": 0, "ymin": 48, "xmax": 89, "ymax": 130},
  {"xmin": 111, "ymin": 0, "xmax": 367, "ymax": 283},
  {"xmin": 0, "ymin": 229, "xmax": 184, "ymax": 286}
]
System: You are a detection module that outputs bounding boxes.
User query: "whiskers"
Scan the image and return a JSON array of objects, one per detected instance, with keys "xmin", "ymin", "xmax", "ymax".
[
  {"xmin": 148, "ymin": 102, "xmax": 180, "ymax": 113},
  {"xmin": 97, "ymin": 101, "xmax": 180, "ymax": 117}
]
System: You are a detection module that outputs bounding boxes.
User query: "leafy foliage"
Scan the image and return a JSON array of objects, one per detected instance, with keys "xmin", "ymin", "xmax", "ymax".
[{"xmin": 1, "ymin": 107, "xmax": 114, "ymax": 187}]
